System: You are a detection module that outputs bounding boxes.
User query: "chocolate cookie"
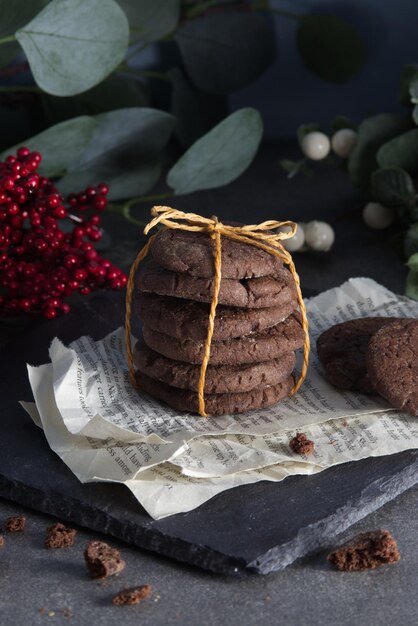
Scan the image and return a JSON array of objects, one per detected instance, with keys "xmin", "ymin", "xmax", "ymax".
[
  {"xmin": 317, "ymin": 317, "xmax": 399, "ymax": 393},
  {"xmin": 134, "ymin": 339, "xmax": 296, "ymax": 393},
  {"xmin": 151, "ymin": 228, "xmax": 284, "ymax": 279},
  {"xmin": 366, "ymin": 318, "xmax": 418, "ymax": 416},
  {"xmin": 141, "ymin": 313, "xmax": 305, "ymax": 366},
  {"xmin": 137, "ymin": 372, "xmax": 294, "ymax": 415},
  {"xmin": 137, "ymin": 292, "xmax": 297, "ymax": 341},
  {"xmin": 138, "ymin": 259, "xmax": 296, "ymax": 309},
  {"xmin": 327, "ymin": 529, "xmax": 400, "ymax": 571}
]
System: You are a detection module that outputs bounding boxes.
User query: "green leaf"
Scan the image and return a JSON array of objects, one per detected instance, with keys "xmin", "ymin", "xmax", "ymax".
[
  {"xmin": 407, "ymin": 252, "xmax": 418, "ymax": 272},
  {"xmin": 279, "ymin": 158, "xmax": 312, "ymax": 179},
  {"xmin": 73, "ymin": 107, "xmax": 176, "ymax": 168},
  {"xmin": 348, "ymin": 113, "xmax": 411, "ymax": 191},
  {"xmin": 409, "ymin": 73, "xmax": 418, "ymax": 104},
  {"xmin": 16, "ymin": 0, "xmax": 129, "ymax": 96},
  {"xmin": 297, "ymin": 15, "xmax": 365, "ymax": 83},
  {"xmin": 58, "ymin": 158, "xmax": 161, "ymax": 200},
  {"xmin": 297, "ymin": 123, "xmax": 321, "ymax": 146},
  {"xmin": 166, "ymin": 107, "xmax": 263, "ymax": 194},
  {"xmin": 41, "ymin": 74, "xmax": 150, "ymax": 126},
  {"xmin": 0, "ymin": 116, "xmax": 96, "ymax": 177},
  {"xmin": 405, "ymin": 268, "xmax": 418, "ymax": 300},
  {"xmin": 169, "ymin": 67, "xmax": 227, "ymax": 146},
  {"xmin": 175, "ymin": 13, "xmax": 276, "ymax": 94},
  {"xmin": 330, "ymin": 115, "xmax": 355, "ymax": 133},
  {"xmin": 405, "ymin": 224, "xmax": 418, "ymax": 257},
  {"xmin": 118, "ymin": 0, "xmax": 180, "ymax": 42},
  {"xmin": 371, "ymin": 167, "xmax": 416, "ymax": 209},
  {"xmin": 399, "ymin": 64, "xmax": 418, "ymax": 105},
  {"xmin": 413, "ymin": 104, "xmax": 418, "ymax": 126},
  {"xmin": 377, "ymin": 129, "xmax": 418, "ymax": 174}
]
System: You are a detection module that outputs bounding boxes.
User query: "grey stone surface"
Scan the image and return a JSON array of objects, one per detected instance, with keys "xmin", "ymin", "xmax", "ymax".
[{"xmin": 0, "ymin": 489, "xmax": 417, "ymax": 626}]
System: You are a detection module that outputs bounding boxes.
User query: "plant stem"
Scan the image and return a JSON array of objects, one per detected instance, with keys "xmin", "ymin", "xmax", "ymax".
[
  {"xmin": 108, "ymin": 192, "xmax": 175, "ymax": 226},
  {"xmin": 0, "ymin": 35, "xmax": 16, "ymax": 46},
  {"xmin": 125, "ymin": 191, "xmax": 175, "ymax": 209},
  {"xmin": 185, "ymin": 0, "xmax": 222, "ymax": 18},
  {"xmin": 120, "ymin": 66, "xmax": 171, "ymax": 82},
  {"xmin": 0, "ymin": 85, "xmax": 41, "ymax": 93},
  {"xmin": 125, "ymin": 41, "xmax": 149, "ymax": 62},
  {"xmin": 252, "ymin": 0, "xmax": 301, "ymax": 19}
]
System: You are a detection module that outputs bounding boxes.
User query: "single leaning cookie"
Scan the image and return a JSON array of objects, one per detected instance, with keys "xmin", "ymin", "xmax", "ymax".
[
  {"xmin": 151, "ymin": 228, "xmax": 284, "ymax": 279},
  {"xmin": 138, "ymin": 259, "xmax": 296, "ymax": 309},
  {"xmin": 141, "ymin": 313, "xmax": 305, "ymax": 366},
  {"xmin": 134, "ymin": 339, "xmax": 296, "ymax": 393},
  {"xmin": 137, "ymin": 292, "xmax": 297, "ymax": 341},
  {"xmin": 317, "ymin": 317, "xmax": 399, "ymax": 393},
  {"xmin": 138, "ymin": 373, "xmax": 294, "ymax": 415},
  {"xmin": 366, "ymin": 319, "xmax": 418, "ymax": 416}
]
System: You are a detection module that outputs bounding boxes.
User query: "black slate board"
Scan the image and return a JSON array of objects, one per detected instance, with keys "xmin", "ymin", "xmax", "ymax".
[{"xmin": 1, "ymin": 290, "xmax": 417, "ymax": 575}]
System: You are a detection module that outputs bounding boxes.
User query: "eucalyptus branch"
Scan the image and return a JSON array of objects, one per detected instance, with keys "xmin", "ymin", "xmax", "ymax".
[
  {"xmin": 0, "ymin": 35, "xmax": 16, "ymax": 46},
  {"xmin": 119, "ymin": 65, "xmax": 171, "ymax": 82},
  {"xmin": 108, "ymin": 191, "xmax": 175, "ymax": 226},
  {"xmin": 185, "ymin": 0, "xmax": 223, "ymax": 19},
  {"xmin": 125, "ymin": 41, "xmax": 149, "ymax": 62},
  {"xmin": 0, "ymin": 85, "xmax": 41, "ymax": 93},
  {"xmin": 252, "ymin": 0, "xmax": 301, "ymax": 19}
]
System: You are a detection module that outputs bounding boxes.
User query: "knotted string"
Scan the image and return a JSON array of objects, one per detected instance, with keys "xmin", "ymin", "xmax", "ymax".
[{"xmin": 125, "ymin": 206, "xmax": 310, "ymax": 417}]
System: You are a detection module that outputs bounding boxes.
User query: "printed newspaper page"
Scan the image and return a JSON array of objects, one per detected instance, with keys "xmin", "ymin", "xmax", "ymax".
[{"xmin": 23, "ymin": 277, "xmax": 418, "ymax": 519}]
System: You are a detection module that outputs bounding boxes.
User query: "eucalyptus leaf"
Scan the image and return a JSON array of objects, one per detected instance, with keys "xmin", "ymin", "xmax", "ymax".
[
  {"xmin": 72, "ymin": 107, "xmax": 176, "ymax": 169},
  {"xmin": 371, "ymin": 167, "xmax": 416, "ymax": 210},
  {"xmin": 297, "ymin": 15, "xmax": 365, "ymax": 83},
  {"xmin": 405, "ymin": 269, "xmax": 418, "ymax": 300},
  {"xmin": 399, "ymin": 64, "xmax": 418, "ymax": 105},
  {"xmin": 42, "ymin": 74, "xmax": 150, "ymax": 126},
  {"xmin": 175, "ymin": 13, "xmax": 276, "ymax": 94},
  {"xmin": 409, "ymin": 73, "xmax": 418, "ymax": 104},
  {"xmin": 405, "ymin": 224, "xmax": 418, "ymax": 257},
  {"xmin": 297, "ymin": 123, "xmax": 321, "ymax": 146},
  {"xmin": 413, "ymin": 104, "xmax": 418, "ymax": 126},
  {"xmin": 348, "ymin": 113, "xmax": 411, "ymax": 191},
  {"xmin": 169, "ymin": 67, "xmax": 227, "ymax": 146},
  {"xmin": 407, "ymin": 252, "xmax": 418, "ymax": 272},
  {"xmin": 0, "ymin": 116, "xmax": 96, "ymax": 177},
  {"xmin": 16, "ymin": 0, "xmax": 129, "ymax": 96},
  {"xmin": 377, "ymin": 129, "xmax": 418, "ymax": 174},
  {"xmin": 166, "ymin": 107, "xmax": 263, "ymax": 194},
  {"xmin": 118, "ymin": 0, "xmax": 180, "ymax": 42},
  {"xmin": 58, "ymin": 158, "xmax": 161, "ymax": 200}
]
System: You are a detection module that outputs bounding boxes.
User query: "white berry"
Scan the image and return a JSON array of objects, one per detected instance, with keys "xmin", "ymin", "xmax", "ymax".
[
  {"xmin": 362, "ymin": 202, "xmax": 395, "ymax": 229},
  {"xmin": 301, "ymin": 132, "xmax": 331, "ymax": 160},
  {"xmin": 305, "ymin": 221, "xmax": 335, "ymax": 251},
  {"xmin": 280, "ymin": 223, "xmax": 305, "ymax": 252},
  {"xmin": 331, "ymin": 128, "xmax": 358, "ymax": 158}
]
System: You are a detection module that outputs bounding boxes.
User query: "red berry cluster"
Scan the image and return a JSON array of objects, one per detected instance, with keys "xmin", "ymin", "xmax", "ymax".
[{"xmin": 0, "ymin": 147, "xmax": 127, "ymax": 319}]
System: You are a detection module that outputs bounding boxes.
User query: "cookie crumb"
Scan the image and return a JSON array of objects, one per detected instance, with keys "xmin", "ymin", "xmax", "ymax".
[
  {"xmin": 328, "ymin": 529, "xmax": 400, "ymax": 571},
  {"xmin": 84, "ymin": 541, "xmax": 125, "ymax": 579},
  {"xmin": 5, "ymin": 516, "xmax": 25, "ymax": 532},
  {"xmin": 112, "ymin": 585, "xmax": 152, "ymax": 606},
  {"xmin": 0, "ymin": 535, "xmax": 4, "ymax": 547},
  {"xmin": 61, "ymin": 607, "xmax": 73, "ymax": 618},
  {"xmin": 289, "ymin": 432, "xmax": 314, "ymax": 455},
  {"xmin": 45, "ymin": 523, "xmax": 77, "ymax": 549}
]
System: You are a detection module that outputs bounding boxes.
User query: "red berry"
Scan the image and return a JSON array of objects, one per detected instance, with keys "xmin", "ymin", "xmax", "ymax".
[{"xmin": 17, "ymin": 147, "xmax": 30, "ymax": 159}]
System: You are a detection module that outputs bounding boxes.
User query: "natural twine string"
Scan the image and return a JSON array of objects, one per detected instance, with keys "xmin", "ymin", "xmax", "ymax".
[{"xmin": 125, "ymin": 206, "xmax": 310, "ymax": 417}]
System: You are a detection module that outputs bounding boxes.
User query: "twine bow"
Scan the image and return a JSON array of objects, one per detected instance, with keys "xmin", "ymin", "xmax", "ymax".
[{"xmin": 125, "ymin": 206, "xmax": 310, "ymax": 417}]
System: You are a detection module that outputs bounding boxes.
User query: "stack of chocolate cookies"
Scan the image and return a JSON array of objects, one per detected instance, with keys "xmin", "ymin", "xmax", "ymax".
[{"xmin": 134, "ymin": 229, "xmax": 305, "ymax": 416}]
